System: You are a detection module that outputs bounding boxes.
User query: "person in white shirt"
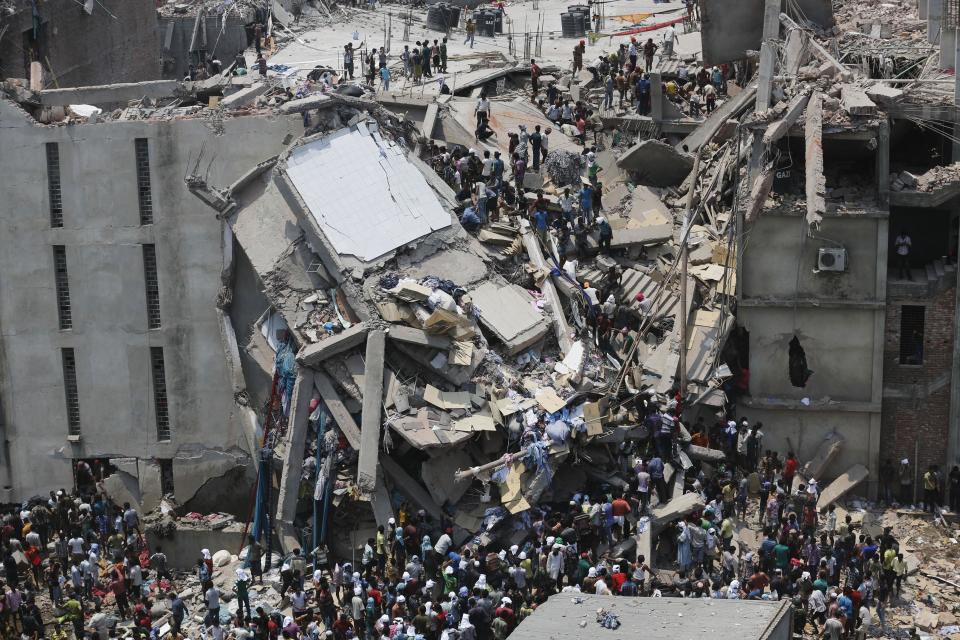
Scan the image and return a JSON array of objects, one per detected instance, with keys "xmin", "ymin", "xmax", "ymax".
[
  {"xmin": 559, "ymin": 188, "xmax": 574, "ymax": 223},
  {"xmin": 582, "ymin": 281, "xmax": 600, "ymax": 306},
  {"xmin": 663, "ymin": 25, "xmax": 678, "ymax": 57},
  {"xmin": 894, "ymin": 230, "xmax": 912, "ymax": 280},
  {"xmin": 475, "ymin": 93, "xmax": 490, "ymax": 124}
]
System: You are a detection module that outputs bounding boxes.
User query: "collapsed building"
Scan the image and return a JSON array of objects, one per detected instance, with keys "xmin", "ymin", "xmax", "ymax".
[{"xmin": 0, "ymin": 0, "xmax": 959, "ymax": 610}]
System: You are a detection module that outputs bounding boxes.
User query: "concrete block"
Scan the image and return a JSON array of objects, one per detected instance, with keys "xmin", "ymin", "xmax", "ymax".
[
  {"xmin": 865, "ymin": 84, "xmax": 904, "ymax": 104},
  {"xmin": 608, "ymin": 224, "xmax": 674, "ymax": 248},
  {"xmin": 297, "ymin": 323, "xmax": 368, "ymax": 366},
  {"xmin": 468, "ymin": 282, "xmax": 550, "ymax": 354},
  {"xmin": 650, "ymin": 491, "xmax": 704, "ymax": 526},
  {"xmin": 616, "ymin": 139, "xmax": 694, "ymax": 187},
  {"xmin": 387, "ymin": 325, "xmax": 453, "ymax": 350},
  {"xmin": 358, "ymin": 331, "xmax": 386, "ymax": 493},
  {"xmin": 840, "ymin": 85, "xmax": 878, "ymax": 116},
  {"xmin": 279, "ymin": 93, "xmax": 334, "ymax": 114},
  {"xmin": 816, "ymin": 464, "xmax": 869, "ymax": 511},
  {"xmin": 686, "ymin": 444, "xmax": 726, "ymax": 463},
  {"xmin": 221, "ymin": 82, "xmax": 270, "ymax": 109}
]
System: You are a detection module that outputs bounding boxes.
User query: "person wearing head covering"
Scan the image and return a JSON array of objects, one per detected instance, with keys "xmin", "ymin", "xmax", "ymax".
[{"xmin": 676, "ymin": 520, "xmax": 692, "ymax": 573}]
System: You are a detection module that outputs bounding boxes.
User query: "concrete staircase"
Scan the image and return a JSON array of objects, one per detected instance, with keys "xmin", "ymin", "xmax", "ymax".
[{"xmin": 887, "ymin": 258, "xmax": 957, "ymax": 298}]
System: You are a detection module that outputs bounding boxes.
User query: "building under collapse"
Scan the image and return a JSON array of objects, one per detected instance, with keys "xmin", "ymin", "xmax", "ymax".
[{"xmin": 0, "ymin": 0, "xmax": 959, "ymax": 576}]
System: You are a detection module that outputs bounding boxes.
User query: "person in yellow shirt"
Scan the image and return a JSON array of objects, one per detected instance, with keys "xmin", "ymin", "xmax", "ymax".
[
  {"xmin": 923, "ymin": 465, "xmax": 941, "ymax": 513},
  {"xmin": 891, "ymin": 553, "xmax": 908, "ymax": 595}
]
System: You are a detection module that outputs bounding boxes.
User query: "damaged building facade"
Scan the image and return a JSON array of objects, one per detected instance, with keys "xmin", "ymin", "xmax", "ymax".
[
  {"xmin": 0, "ymin": 0, "xmax": 160, "ymax": 88},
  {"xmin": 0, "ymin": 83, "xmax": 304, "ymax": 506}
]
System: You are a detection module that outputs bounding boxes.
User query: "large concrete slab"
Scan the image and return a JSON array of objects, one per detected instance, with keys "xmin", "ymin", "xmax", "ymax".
[
  {"xmin": 816, "ymin": 464, "xmax": 869, "ymax": 511},
  {"xmin": 680, "ymin": 84, "xmax": 757, "ymax": 152},
  {"xmin": 297, "ymin": 323, "xmax": 368, "ymax": 366},
  {"xmin": 358, "ymin": 331, "xmax": 386, "ymax": 493},
  {"xmin": 469, "ymin": 282, "xmax": 549, "ymax": 354},
  {"xmin": 616, "ymin": 139, "xmax": 694, "ymax": 188},
  {"xmin": 650, "ymin": 491, "xmax": 705, "ymax": 525},
  {"xmin": 700, "ymin": 0, "xmax": 834, "ymax": 65}
]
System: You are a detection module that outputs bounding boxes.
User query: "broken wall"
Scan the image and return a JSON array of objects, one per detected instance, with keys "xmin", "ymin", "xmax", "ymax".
[
  {"xmin": 881, "ymin": 283, "xmax": 957, "ymax": 477},
  {"xmin": 700, "ymin": 0, "xmax": 834, "ymax": 65},
  {"xmin": 0, "ymin": 0, "xmax": 161, "ymax": 87},
  {"xmin": 158, "ymin": 15, "xmax": 250, "ymax": 80},
  {"xmin": 739, "ymin": 209, "xmax": 887, "ymax": 496},
  {"xmin": 0, "ymin": 108, "xmax": 304, "ymax": 501}
]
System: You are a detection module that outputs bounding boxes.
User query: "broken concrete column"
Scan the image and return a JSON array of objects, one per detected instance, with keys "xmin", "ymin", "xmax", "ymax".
[
  {"xmin": 314, "ymin": 371, "xmax": 362, "ymax": 450},
  {"xmin": 943, "ymin": 26, "xmax": 957, "ymax": 70},
  {"xmin": 763, "ymin": 92, "xmax": 811, "ymax": 145},
  {"xmin": 650, "ymin": 71, "xmax": 663, "ymax": 122},
  {"xmin": 920, "ymin": 0, "xmax": 928, "ymax": 20},
  {"xmin": 840, "ymin": 85, "xmax": 878, "ymax": 116},
  {"xmin": 520, "ymin": 220, "xmax": 574, "ymax": 355},
  {"xmin": 357, "ymin": 330, "xmax": 386, "ymax": 493},
  {"xmin": 805, "ymin": 91, "xmax": 826, "ymax": 232},
  {"xmin": 276, "ymin": 368, "xmax": 316, "ymax": 530},
  {"xmin": 756, "ymin": 42, "xmax": 776, "ymax": 112},
  {"xmin": 929, "ymin": 0, "xmax": 943, "ymax": 44}
]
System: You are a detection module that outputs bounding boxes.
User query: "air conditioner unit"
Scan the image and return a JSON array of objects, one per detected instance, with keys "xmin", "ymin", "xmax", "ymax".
[{"xmin": 817, "ymin": 247, "xmax": 847, "ymax": 272}]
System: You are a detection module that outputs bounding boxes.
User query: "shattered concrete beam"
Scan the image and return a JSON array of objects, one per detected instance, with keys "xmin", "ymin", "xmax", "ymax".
[
  {"xmin": 38, "ymin": 80, "xmax": 183, "ymax": 106},
  {"xmin": 220, "ymin": 82, "xmax": 270, "ymax": 109},
  {"xmin": 650, "ymin": 491, "xmax": 705, "ymax": 527},
  {"xmin": 357, "ymin": 330, "xmax": 386, "ymax": 493},
  {"xmin": 276, "ymin": 368, "xmax": 316, "ymax": 528},
  {"xmin": 520, "ymin": 220, "xmax": 574, "ymax": 354},
  {"xmin": 805, "ymin": 91, "xmax": 826, "ymax": 232},
  {"xmin": 744, "ymin": 164, "xmax": 775, "ymax": 223},
  {"xmin": 816, "ymin": 464, "xmax": 869, "ymax": 511},
  {"xmin": 763, "ymin": 92, "xmax": 811, "ymax": 145},
  {"xmin": 297, "ymin": 323, "xmax": 369, "ymax": 366},
  {"xmin": 386, "ymin": 325, "xmax": 453, "ymax": 350},
  {"xmin": 314, "ymin": 371, "xmax": 362, "ymax": 450},
  {"xmin": 686, "ymin": 444, "xmax": 727, "ymax": 463},
  {"xmin": 755, "ymin": 42, "xmax": 776, "ymax": 113}
]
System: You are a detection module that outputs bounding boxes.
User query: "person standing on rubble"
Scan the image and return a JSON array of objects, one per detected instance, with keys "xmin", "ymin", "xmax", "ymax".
[
  {"xmin": 465, "ymin": 18, "xmax": 476, "ymax": 48},
  {"xmin": 379, "ymin": 64, "xmax": 391, "ymax": 92},
  {"xmin": 440, "ymin": 37, "xmax": 449, "ymax": 72},
  {"xmin": 643, "ymin": 38, "xmax": 657, "ymax": 72},
  {"xmin": 530, "ymin": 58, "xmax": 541, "ymax": 101},
  {"xmin": 573, "ymin": 40, "xmax": 585, "ymax": 73}
]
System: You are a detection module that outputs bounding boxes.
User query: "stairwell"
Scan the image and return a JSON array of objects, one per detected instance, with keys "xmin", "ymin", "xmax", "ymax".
[{"xmin": 887, "ymin": 258, "xmax": 957, "ymax": 299}]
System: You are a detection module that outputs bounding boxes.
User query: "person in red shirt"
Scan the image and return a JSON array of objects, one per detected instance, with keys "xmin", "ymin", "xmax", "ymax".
[
  {"xmin": 609, "ymin": 565, "xmax": 627, "ymax": 593},
  {"xmin": 783, "ymin": 452, "xmax": 798, "ymax": 493},
  {"xmin": 611, "ymin": 494, "xmax": 633, "ymax": 538},
  {"xmin": 494, "ymin": 597, "xmax": 516, "ymax": 629}
]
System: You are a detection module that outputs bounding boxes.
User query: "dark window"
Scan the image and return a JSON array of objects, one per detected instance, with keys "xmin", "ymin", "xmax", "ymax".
[
  {"xmin": 142, "ymin": 244, "xmax": 161, "ymax": 329},
  {"xmin": 46, "ymin": 143, "xmax": 63, "ymax": 228},
  {"xmin": 135, "ymin": 138, "xmax": 153, "ymax": 225},
  {"xmin": 158, "ymin": 459, "xmax": 175, "ymax": 495},
  {"xmin": 899, "ymin": 305, "xmax": 925, "ymax": 365},
  {"xmin": 61, "ymin": 348, "xmax": 80, "ymax": 436},
  {"xmin": 151, "ymin": 347, "xmax": 171, "ymax": 441},
  {"xmin": 53, "ymin": 245, "xmax": 72, "ymax": 330}
]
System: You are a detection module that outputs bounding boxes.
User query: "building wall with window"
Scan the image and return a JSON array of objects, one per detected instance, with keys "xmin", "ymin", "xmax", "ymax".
[
  {"xmin": 881, "ymin": 283, "xmax": 958, "ymax": 484},
  {"xmin": 0, "ymin": 98, "xmax": 303, "ymax": 503}
]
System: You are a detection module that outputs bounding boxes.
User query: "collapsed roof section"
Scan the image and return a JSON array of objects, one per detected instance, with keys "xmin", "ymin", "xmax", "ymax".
[{"xmin": 285, "ymin": 124, "xmax": 452, "ymax": 264}]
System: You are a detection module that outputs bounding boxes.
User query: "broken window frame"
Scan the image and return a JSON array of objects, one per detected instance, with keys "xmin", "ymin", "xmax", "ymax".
[
  {"xmin": 61, "ymin": 347, "xmax": 81, "ymax": 436},
  {"xmin": 898, "ymin": 304, "xmax": 925, "ymax": 366},
  {"xmin": 151, "ymin": 346, "xmax": 171, "ymax": 441}
]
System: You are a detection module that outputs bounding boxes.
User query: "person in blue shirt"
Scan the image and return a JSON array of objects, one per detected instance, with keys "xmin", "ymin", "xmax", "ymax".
[
  {"xmin": 580, "ymin": 183, "xmax": 594, "ymax": 224},
  {"xmin": 534, "ymin": 209, "xmax": 548, "ymax": 242},
  {"xmin": 461, "ymin": 206, "xmax": 481, "ymax": 232},
  {"xmin": 597, "ymin": 216, "xmax": 613, "ymax": 251},
  {"xmin": 636, "ymin": 74, "xmax": 651, "ymax": 115}
]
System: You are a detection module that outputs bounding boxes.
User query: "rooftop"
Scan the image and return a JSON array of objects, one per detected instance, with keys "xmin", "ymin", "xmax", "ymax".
[{"xmin": 511, "ymin": 594, "xmax": 792, "ymax": 640}]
